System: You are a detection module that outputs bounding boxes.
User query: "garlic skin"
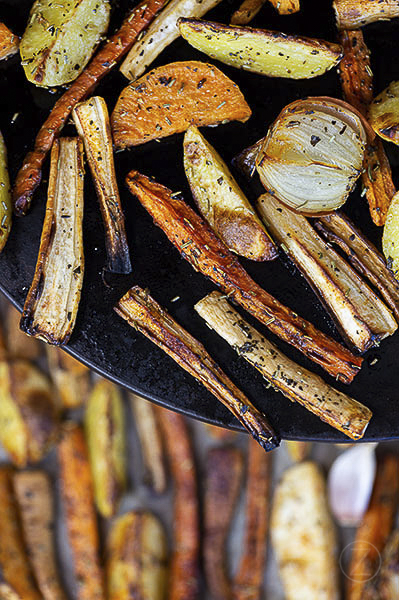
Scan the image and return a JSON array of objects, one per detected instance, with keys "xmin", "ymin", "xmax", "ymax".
[{"xmin": 256, "ymin": 97, "xmax": 367, "ymax": 215}]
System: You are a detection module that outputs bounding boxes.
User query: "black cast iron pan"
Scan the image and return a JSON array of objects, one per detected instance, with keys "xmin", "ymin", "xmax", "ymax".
[{"xmin": 1, "ymin": 0, "xmax": 399, "ymax": 441}]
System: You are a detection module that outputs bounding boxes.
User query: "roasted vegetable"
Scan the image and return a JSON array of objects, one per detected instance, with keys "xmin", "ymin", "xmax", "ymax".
[
  {"xmin": 85, "ymin": 378, "xmax": 126, "ymax": 517},
  {"xmin": 58, "ymin": 423, "xmax": 105, "ymax": 600},
  {"xmin": 46, "ymin": 346, "xmax": 91, "ymax": 409},
  {"xmin": 0, "ymin": 132, "xmax": 12, "ymax": 253},
  {"xmin": 13, "ymin": 0, "xmax": 168, "ymax": 217},
  {"xmin": 268, "ymin": 0, "xmax": 300, "ymax": 14},
  {"xmin": 0, "ymin": 23, "xmax": 18, "ymax": 60},
  {"xmin": 231, "ymin": 0, "xmax": 267, "ymax": 25},
  {"xmin": 346, "ymin": 454, "xmax": 399, "ymax": 600},
  {"xmin": 0, "ymin": 359, "xmax": 58, "ymax": 466},
  {"xmin": 183, "ymin": 126, "xmax": 276, "ymax": 261},
  {"xmin": 20, "ymin": 137, "xmax": 84, "ymax": 345},
  {"xmin": 0, "ymin": 467, "xmax": 41, "ymax": 600},
  {"xmin": 107, "ymin": 511, "xmax": 168, "ymax": 600},
  {"xmin": 204, "ymin": 422, "xmax": 237, "ymax": 441},
  {"xmin": 257, "ymin": 194, "xmax": 397, "ymax": 351},
  {"xmin": 285, "ymin": 441, "xmax": 311, "ymax": 462},
  {"xmin": 369, "ymin": 80, "xmax": 399, "ymax": 145},
  {"xmin": 13, "ymin": 471, "xmax": 67, "ymax": 600},
  {"xmin": 20, "ymin": 0, "xmax": 110, "ymax": 87},
  {"xmin": 156, "ymin": 407, "xmax": 199, "ymax": 600},
  {"xmin": 383, "ymin": 191, "xmax": 399, "ymax": 279},
  {"xmin": 271, "ymin": 462, "xmax": 339, "ymax": 600},
  {"xmin": 120, "ymin": 0, "xmax": 223, "ymax": 80},
  {"xmin": 233, "ymin": 439, "xmax": 270, "ymax": 600},
  {"xmin": 315, "ymin": 211, "xmax": 399, "ymax": 321},
  {"xmin": 0, "ymin": 583, "xmax": 22, "ymax": 600},
  {"xmin": 73, "ymin": 96, "xmax": 131, "ymax": 274},
  {"xmin": 204, "ymin": 447, "xmax": 243, "ymax": 600},
  {"xmin": 112, "ymin": 61, "xmax": 251, "ymax": 149},
  {"xmin": 129, "ymin": 394, "xmax": 167, "ymax": 494},
  {"xmin": 195, "ymin": 292, "xmax": 372, "ymax": 440},
  {"xmin": 116, "ymin": 286, "xmax": 279, "ymax": 450},
  {"xmin": 125, "ymin": 170, "xmax": 363, "ymax": 383},
  {"xmin": 364, "ymin": 529, "xmax": 399, "ymax": 600},
  {"xmin": 178, "ymin": 19, "xmax": 342, "ymax": 79},
  {"xmin": 333, "ymin": 0, "xmax": 399, "ymax": 29},
  {"xmin": 6, "ymin": 305, "xmax": 40, "ymax": 361}
]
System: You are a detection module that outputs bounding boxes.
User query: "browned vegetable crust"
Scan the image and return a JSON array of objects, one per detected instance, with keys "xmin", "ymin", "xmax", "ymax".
[
  {"xmin": 334, "ymin": 0, "xmax": 399, "ymax": 29},
  {"xmin": 204, "ymin": 447, "xmax": 243, "ymax": 600},
  {"xmin": 111, "ymin": 61, "xmax": 251, "ymax": 148},
  {"xmin": 13, "ymin": 471, "xmax": 67, "ymax": 600},
  {"xmin": 339, "ymin": 30, "xmax": 395, "ymax": 225},
  {"xmin": 115, "ymin": 286, "xmax": 279, "ymax": 450},
  {"xmin": 0, "ymin": 23, "xmax": 18, "ymax": 60},
  {"xmin": 231, "ymin": 0, "xmax": 267, "ymax": 25},
  {"xmin": 233, "ymin": 440, "xmax": 270, "ymax": 600},
  {"xmin": 58, "ymin": 423, "xmax": 105, "ymax": 600},
  {"xmin": 156, "ymin": 407, "xmax": 200, "ymax": 600},
  {"xmin": 12, "ymin": 0, "xmax": 167, "ymax": 217},
  {"xmin": 0, "ymin": 467, "xmax": 41, "ymax": 600},
  {"xmin": 346, "ymin": 453, "xmax": 399, "ymax": 600},
  {"xmin": 268, "ymin": 0, "xmax": 300, "ymax": 14},
  {"xmin": 125, "ymin": 170, "xmax": 363, "ymax": 383}
]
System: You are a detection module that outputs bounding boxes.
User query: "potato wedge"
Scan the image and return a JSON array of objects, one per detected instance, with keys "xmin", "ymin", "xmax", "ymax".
[
  {"xmin": 120, "ymin": 0, "xmax": 223, "ymax": 80},
  {"xmin": 333, "ymin": 0, "xmax": 399, "ymax": 29},
  {"xmin": 183, "ymin": 126, "xmax": 276, "ymax": 261},
  {"xmin": 0, "ymin": 24, "xmax": 18, "ymax": 60},
  {"xmin": 58, "ymin": 423, "xmax": 105, "ymax": 600},
  {"xmin": 13, "ymin": 471, "xmax": 67, "ymax": 600},
  {"xmin": 0, "ymin": 132, "xmax": 12, "ymax": 253},
  {"xmin": 21, "ymin": 137, "xmax": 85, "ymax": 345},
  {"xmin": 383, "ymin": 191, "xmax": 399, "ymax": 279},
  {"xmin": 231, "ymin": 0, "xmax": 267, "ymax": 25},
  {"xmin": 111, "ymin": 61, "xmax": 251, "ymax": 148},
  {"xmin": 20, "ymin": 0, "xmax": 111, "ymax": 87},
  {"xmin": 46, "ymin": 346, "xmax": 90, "ymax": 409},
  {"xmin": 0, "ymin": 467, "xmax": 42, "ymax": 600},
  {"xmin": 268, "ymin": 0, "xmax": 300, "ymax": 14},
  {"xmin": 84, "ymin": 378, "xmax": 126, "ymax": 517},
  {"xmin": 369, "ymin": 81, "xmax": 399, "ymax": 145},
  {"xmin": 107, "ymin": 511, "xmax": 168, "ymax": 600},
  {"xmin": 271, "ymin": 462, "xmax": 339, "ymax": 600},
  {"xmin": 0, "ymin": 359, "xmax": 58, "ymax": 466},
  {"xmin": 6, "ymin": 305, "xmax": 41, "ymax": 361},
  {"xmin": 178, "ymin": 19, "xmax": 342, "ymax": 79}
]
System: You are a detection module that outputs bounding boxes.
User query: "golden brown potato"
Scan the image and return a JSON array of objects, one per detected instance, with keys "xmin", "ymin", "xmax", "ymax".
[
  {"xmin": 46, "ymin": 346, "xmax": 90, "ymax": 409},
  {"xmin": 383, "ymin": 191, "xmax": 399, "ymax": 279},
  {"xmin": 369, "ymin": 81, "xmax": 399, "ymax": 145},
  {"xmin": 0, "ymin": 132, "xmax": 12, "ymax": 253}
]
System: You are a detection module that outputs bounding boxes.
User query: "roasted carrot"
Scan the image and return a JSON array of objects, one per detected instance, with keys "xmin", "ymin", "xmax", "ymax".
[
  {"xmin": 125, "ymin": 170, "xmax": 363, "ymax": 383},
  {"xmin": 12, "ymin": 0, "xmax": 167, "ymax": 216}
]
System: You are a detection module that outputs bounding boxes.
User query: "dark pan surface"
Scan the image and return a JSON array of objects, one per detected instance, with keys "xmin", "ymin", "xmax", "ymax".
[{"xmin": 1, "ymin": 0, "xmax": 399, "ymax": 441}]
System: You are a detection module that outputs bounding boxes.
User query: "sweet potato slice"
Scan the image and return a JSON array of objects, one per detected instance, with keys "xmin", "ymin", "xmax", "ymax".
[
  {"xmin": 0, "ymin": 23, "xmax": 18, "ymax": 60},
  {"xmin": 111, "ymin": 61, "xmax": 251, "ymax": 148}
]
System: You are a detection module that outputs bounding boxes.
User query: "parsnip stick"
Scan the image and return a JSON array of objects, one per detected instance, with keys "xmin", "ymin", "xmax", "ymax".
[
  {"xmin": 334, "ymin": 0, "xmax": 399, "ymax": 29},
  {"xmin": 231, "ymin": 0, "xmax": 267, "ymax": 25}
]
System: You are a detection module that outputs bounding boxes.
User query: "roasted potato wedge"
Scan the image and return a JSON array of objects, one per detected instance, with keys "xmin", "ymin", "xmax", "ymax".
[
  {"xmin": 178, "ymin": 19, "xmax": 342, "ymax": 79},
  {"xmin": 369, "ymin": 81, "xmax": 399, "ymax": 145},
  {"xmin": 333, "ymin": 0, "xmax": 399, "ymax": 29},
  {"xmin": 271, "ymin": 462, "xmax": 339, "ymax": 600},
  {"xmin": 20, "ymin": 0, "xmax": 111, "ymax": 87},
  {"xmin": 0, "ymin": 132, "xmax": 12, "ymax": 253},
  {"xmin": 13, "ymin": 471, "xmax": 67, "ymax": 600},
  {"xmin": 231, "ymin": 0, "xmax": 267, "ymax": 25},
  {"xmin": 111, "ymin": 61, "xmax": 251, "ymax": 148},
  {"xmin": 46, "ymin": 346, "xmax": 90, "ymax": 409},
  {"xmin": 0, "ymin": 23, "xmax": 18, "ymax": 60},
  {"xmin": 0, "ymin": 359, "xmax": 58, "ymax": 466},
  {"xmin": 383, "ymin": 190, "xmax": 399, "ymax": 279},
  {"xmin": 107, "ymin": 511, "xmax": 168, "ymax": 600},
  {"xmin": 85, "ymin": 379, "xmax": 126, "ymax": 517},
  {"xmin": 184, "ymin": 126, "xmax": 276, "ymax": 261}
]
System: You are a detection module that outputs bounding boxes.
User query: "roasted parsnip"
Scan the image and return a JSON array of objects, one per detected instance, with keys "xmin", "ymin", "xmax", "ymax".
[
  {"xmin": 194, "ymin": 292, "xmax": 372, "ymax": 440},
  {"xmin": 13, "ymin": 0, "xmax": 168, "ymax": 216},
  {"xmin": 315, "ymin": 211, "xmax": 399, "ymax": 321},
  {"xmin": 0, "ymin": 132, "xmax": 12, "ymax": 253},
  {"xmin": 125, "ymin": 170, "xmax": 363, "ymax": 383},
  {"xmin": 120, "ymin": 0, "xmax": 223, "ymax": 80},
  {"xmin": 112, "ymin": 61, "xmax": 251, "ymax": 148},
  {"xmin": 178, "ymin": 19, "xmax": 342, "ymax": 79},
  {"xmin": 383, "ymin": 190, "xmax": 399, "ymax": 279},
  {"xmin": 73, "ymin": 96, "xmax": 131, "ymax": 274},
  {"xmin": 107, "ymin": 511, "xmax": 168, "ymax": 600},
  {"xmin": 183, "ymin": 126, "xmax": 276, "ymax": 261},
  {"xmin": 6, "ymin": 305, "xmax": 40, "ymax": 361},
  {"xmin": 346, "ymin": 454, "xmax": 399, "ymax": 600},
  {"xmin": 21, "ymin": 137, "xmax": 84, "ymax": 345},
  {"xmin": 204, "ymin": 447, "xmax": 243, "ymax": 600},
  {"xmin": 0, "ymin": 467, "xmax": 42, "ymax": 600},
  {"xmin": 233, "ymin": 439, "xmax": 270, "ymax": 600},
  {"xmin": 13, "ymin": 471, "xmax": 67, "ymax": 600},
  {"xmin": 268, "ymin": 0, "xmax": 300, "ymax": 14},
  {"xmin": 116, "ymin": 286, "xmax": 279, "ymax": 451},
  {"xmin": 58, "ymin": 423, "xmax": 105, "ymax": 600},
  {"xmin": 129, "ymin": 394, "xmax": 167, "ymax": 494},
  {"xmin": 156, "ymin": 407, "xmax": 199, "ymax": 600},
  {"xmin": 231, "ymin": 0, "xmax": 267, "ymax": 25},
  {"xmin": 0, "ymin": 359, "xmax": 58, "ymax": 466},
  {"xmin": 334, "ymin": 0, "xmax": 399, "ymax": 29},
  {"xmin": 85, "ymin": 378, "xmax": 126, "ymax": 517},
  {"xmin": 369, "ymin": 80, "xmax": 399, "ymax": 145},
  {"xmin": 46, "ymin": 346, "xmax": 91, "ymax": 409},
  {"xmin": 257, "ymin": 194, "xmax": 397, "ymax": 352},
  {"xmin": 271, "ymin": 462, "xmax": 339, "ymax": 600},
  {"xmin": 0, "ymin": 23, "xmax": 18, "ymax": 60}
]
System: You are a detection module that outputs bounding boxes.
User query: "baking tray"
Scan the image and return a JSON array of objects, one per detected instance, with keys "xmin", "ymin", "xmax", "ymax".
[{"xmin": 1, "ymin": 0, "xmax": 399, "ymax": 441}]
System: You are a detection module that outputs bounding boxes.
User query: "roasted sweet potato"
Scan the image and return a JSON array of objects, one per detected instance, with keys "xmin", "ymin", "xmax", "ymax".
[
  {"xmin": 125, "ymin": 170, "xmax": 363, "ymax": 383},
  {"xmin": 0, "ymin": 23, "xmax": 18, "ymax": 60},
  {"xmin": 46, "ymin": 346, "xmax": 91, "ymax": 409},
  {"xmin": 178, "ymin": 19, "xmax": 342, "ymax": 79},
  {"xmin": 231, "ymin": 0, "xmax": 267, "ymax": 25},
  {"xmin": 334, "ymin": 0, "xmax": 399, "ymax": 29},
  {"xmin": 0, "ymin": 132, "xmax": 12, "ymax": 253},
  {"xmin": 111, "ymin": 61, "xmax": 251, "ymax": 148},
  {"xmin": 13, "ymin": 0, "xmax": 168, "ymax": 216}
]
